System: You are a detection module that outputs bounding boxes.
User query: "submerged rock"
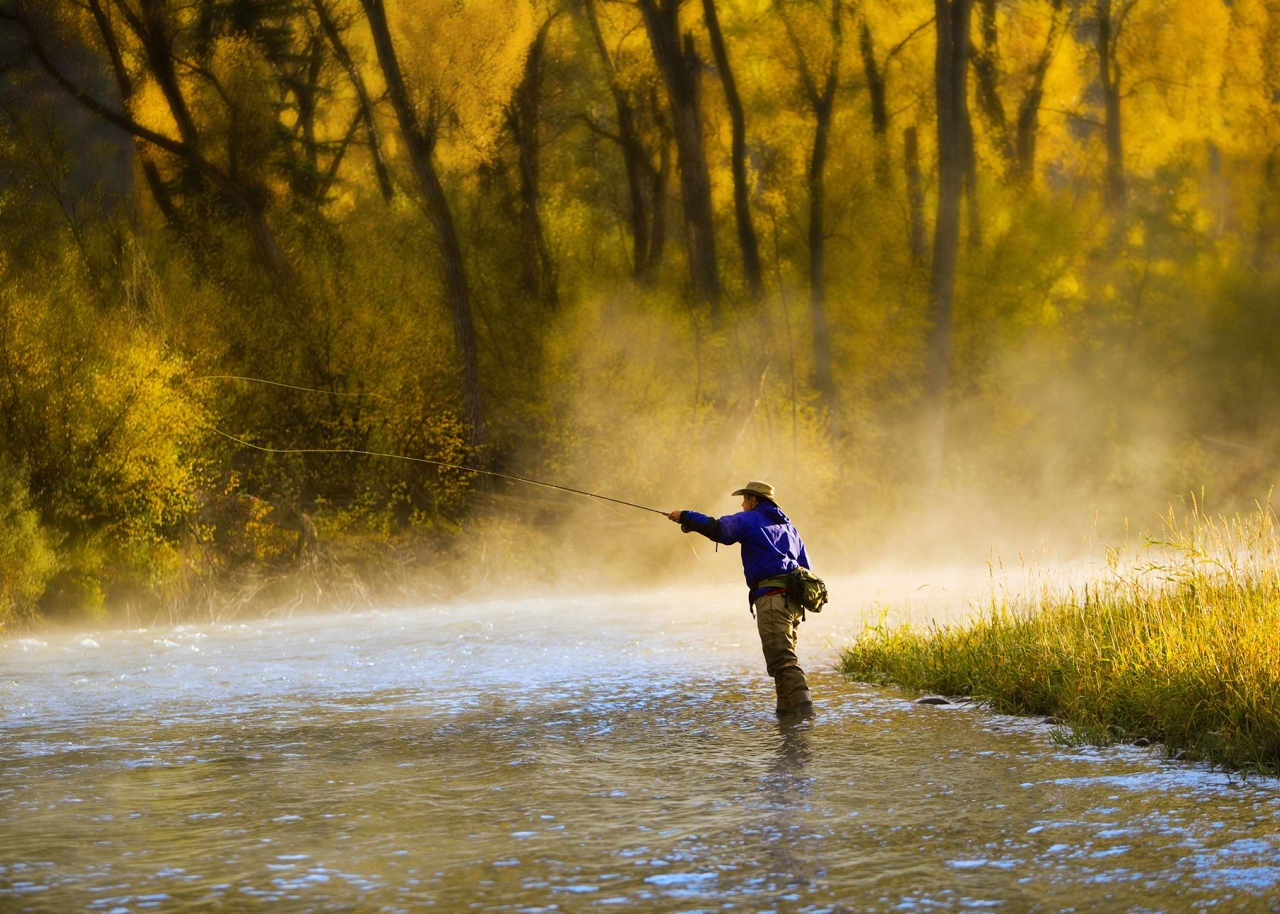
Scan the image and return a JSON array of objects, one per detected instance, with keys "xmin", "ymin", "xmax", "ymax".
[
  {"xmin": 1042, "ymin": 716, "xmax": 1060, "ymax": 725},
  {"xmin": 916, "ymin": 696, "xmax": 952, "ymax": 706}
]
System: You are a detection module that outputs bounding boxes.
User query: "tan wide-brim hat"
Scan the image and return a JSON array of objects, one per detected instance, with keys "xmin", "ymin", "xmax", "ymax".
[{"xmin": 731, "ymin": 480, "xmax": 775, "ymax": 501}]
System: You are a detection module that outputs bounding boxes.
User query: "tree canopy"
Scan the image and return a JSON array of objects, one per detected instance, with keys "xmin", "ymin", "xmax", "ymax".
[{"xmin": 1, "ymin": 0, "xmax": 1278, "ymax": 621}]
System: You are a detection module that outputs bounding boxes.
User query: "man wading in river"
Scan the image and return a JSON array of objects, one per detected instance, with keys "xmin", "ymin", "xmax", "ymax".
[{"xmin": 667, "ymin": 482, "xmax": 815, "ymax": 716}]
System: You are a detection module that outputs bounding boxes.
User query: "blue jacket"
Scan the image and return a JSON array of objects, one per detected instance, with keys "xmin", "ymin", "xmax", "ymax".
[{"xmin": 680, "ymin": 502, "xmax": 811, "ymax": 603}]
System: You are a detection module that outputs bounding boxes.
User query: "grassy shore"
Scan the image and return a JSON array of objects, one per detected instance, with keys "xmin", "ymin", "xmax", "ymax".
[{"xmin": 839, "ymin": 508, "xmax": 1280, "ymax": 774}]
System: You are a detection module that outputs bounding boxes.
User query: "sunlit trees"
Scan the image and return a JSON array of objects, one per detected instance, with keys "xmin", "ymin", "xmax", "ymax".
[
  {"xmin": 1221, "ymin": 0, "xmax": 1280, "ymax": 266},
  {"xmin": 313, "ymin": 0, "xmax": 395, "ymax": 203},
  {"xmin": 356, "ymin": 0, "xmax": 532, "ymax": 453},
  {"xmin": 581, "ymin": 0, "xmax": 672, "ymax": 285},
  {"xmin": 3, "ymin": 0, "xmax": 1280, "ymax": 618},
  {"xmin": 1092, "ymin": 0, "xmax": 1136, "ymax": 216},
  {"xmin": 638, "ymin": 0, "xmax": 722, "ymax": 308},
  {"xmin": 0, "ymin": 0, "xmax": 363, "ymax": 285},
  {"xmin": 703, "ymin": 0, "xmax": 763, "ymax": 299},
  {"xmin": 775, "ymin": 0, "xmax": 845, "ymax": 434},
  {"xmin": 506, "ymin": 7, "xmax": 561, "ymax": 304}
]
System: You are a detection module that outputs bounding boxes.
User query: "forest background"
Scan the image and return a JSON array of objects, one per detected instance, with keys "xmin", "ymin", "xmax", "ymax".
[{"xmin": 1, "ymin": 0, "xmax": 1278, "ymax": 624}]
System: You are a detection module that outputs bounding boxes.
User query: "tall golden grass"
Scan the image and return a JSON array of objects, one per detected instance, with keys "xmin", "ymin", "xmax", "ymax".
[{"xmin": 839, "ymin": 506, "xmax": 1280, "ymax": 774}]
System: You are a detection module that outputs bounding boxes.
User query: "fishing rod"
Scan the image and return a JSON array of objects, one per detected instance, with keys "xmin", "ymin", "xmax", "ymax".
[
  {"xmin": 204, "ymin": 425, "xmax": 668, "ymax": 516},
  {"xmin": 195, "ymin": 373, "xmax": 669, "ymax": 515}
]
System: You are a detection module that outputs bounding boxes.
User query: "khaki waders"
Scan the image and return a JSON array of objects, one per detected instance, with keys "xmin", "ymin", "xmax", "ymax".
[{"xmin": 753, "ymin": 585, "xmax": 813, "ymax": 715}]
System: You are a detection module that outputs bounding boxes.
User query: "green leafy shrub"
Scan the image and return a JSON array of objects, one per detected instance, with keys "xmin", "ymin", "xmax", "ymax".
[
  {"xmin": 0, "ymin": 252, "xmax": 205, "ymax": 616},
  {"xmin": 0, "ymin": 459, "xmax": 58, "ymax": 627}
]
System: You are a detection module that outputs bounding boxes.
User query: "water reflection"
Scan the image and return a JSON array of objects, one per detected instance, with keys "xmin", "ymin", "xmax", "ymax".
[
  {"xmin": 1, "ymin": 594, "xmax": 1278, "ymax": 912},
  {"xmin": 755, "ymin": 720, "xmax": 824, "ymax": 906}
]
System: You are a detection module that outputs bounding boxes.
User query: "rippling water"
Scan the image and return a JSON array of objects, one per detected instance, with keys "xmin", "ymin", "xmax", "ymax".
[{"xmin": 2, "ymin": 581, "xmax": 1279, "ymax": 912}]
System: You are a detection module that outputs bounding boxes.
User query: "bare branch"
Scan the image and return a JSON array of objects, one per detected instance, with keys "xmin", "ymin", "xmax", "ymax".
[
  {"xmin": 883, "ymin": 15, "xmax": 934, "ymax": 68},
  {"xmin": 577, "ymin": 111, "xmax": 623, "ymax": 145}
]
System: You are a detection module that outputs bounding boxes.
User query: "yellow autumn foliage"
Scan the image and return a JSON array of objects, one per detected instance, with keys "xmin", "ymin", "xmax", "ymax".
[
  {"xmin": 388, "ymin": 0, "xmax": 534, "ymax": 163},
  {"xmin": 4, "ymin": 0, "xmax": 1280, "ymax": 622}
]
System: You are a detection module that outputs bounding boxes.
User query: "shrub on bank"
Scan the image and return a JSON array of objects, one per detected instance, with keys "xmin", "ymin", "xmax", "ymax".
[
  {"xmin": 0, "ymin": 256, "xmax": 205, "ymax": 618},
  {"xmin": 0, "ymin": 459, "xmax": 58, "ymax": 628},
  {"xmin": 840, "ymin": 508, "xmax": 1280, "ymax": 774}
]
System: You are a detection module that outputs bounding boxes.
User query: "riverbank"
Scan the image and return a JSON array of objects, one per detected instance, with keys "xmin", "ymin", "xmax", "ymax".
[{"xmin": 839, "ymin": 509, "xmax": 1280, "ymax": 775}]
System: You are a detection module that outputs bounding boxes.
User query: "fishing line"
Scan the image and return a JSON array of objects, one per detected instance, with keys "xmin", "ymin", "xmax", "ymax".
[
  {"xmin": 197, "ymin": 376, "xmax": 736, "ymax": 579},
  {"xmin": 587, "ymin": 493, "xmax": 653, "ymax": 524},
  {"xmin": 202, "ymin": 423, "xmax": 668, "ymax": 516},
  {"xmin": 684, "ymin": 533, "xmax": 739, "ymax": 585},
  {"xmin": 193, "ymin": 375, "xmax": 383, "ymax": 399}
]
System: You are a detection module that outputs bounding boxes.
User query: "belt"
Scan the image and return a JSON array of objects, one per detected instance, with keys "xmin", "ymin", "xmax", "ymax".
[
  {"xmin": 749, "ymin": 574, "xmax": 792, "ymax": 617},
  {"xmin": 756, "ymin": 574, "xmax": 790, "ymax": 592}
]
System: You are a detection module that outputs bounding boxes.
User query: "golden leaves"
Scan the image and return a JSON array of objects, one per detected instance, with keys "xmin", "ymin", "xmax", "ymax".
[
  {"xmin": 388, "ymin": 0, "xmax": 535, "ymax": 163},
  {"xmin": 203, "ymin": 36, "xmax": 281, "ymax": 190}
]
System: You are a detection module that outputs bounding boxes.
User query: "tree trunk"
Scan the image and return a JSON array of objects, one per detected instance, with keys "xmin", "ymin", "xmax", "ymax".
[
  {"xmin": 138, "ymin": 155, "xmax": 181, "ymax": 224},
  {"xmin": 359, "ymin": 0, "xmax": 485, "ymax": 451},
  {"xmin": 194, "ymin": 0, "xmax": 216, "ymax": 57},
  {"xmin": 904, "ymin": 125, "xmax": 929, "ymax": 264},
  {"xmin": 638, "ymin": 0, "xmax": 721, "ymax": 310},
  {"xmin": 583, "ymin": 0, "xmax": 656, "ymax": 283},
  {"xmin": 963, "ymin": 113, "xmax": 980, "ymax": 248},
  {"xmin": 702, "ymin": 0, "xmax": 762, "ymax": 300},
  {"xmin": 114, "ymin": 1, "xmax": 201, "ymax": 146},
  {"xmin": 1096, "ymin": 0, "xmax": 1126, "ymax": 216},
  {"xmin": 85, "ymin": 0, "xmax": 180, "ymax": 225},
  {"xmin": 296, "ymin": 33, "xmax": 324, "ymax": 180},
  {"xmin": 1255, "ymin": 150, "xmax": 1278, "ymax": 270},
  {"xmin": 643, "ymin": 133, "xmax": 672, "ymax": 284},
  {"xmin": 971, "ymin": 0, "xmax": 1013, "ymax": 170},
  {"xmin": 1013, "ymin": 99, "xmax": 1040, "ymax": 183},
  {"xmin": 923, "ymin": 0, "xmax": 973, "ymax": 485},
  {"xmin": 858, "ymin": 19, "xmax": 891, "ymax": 186},
  {"xmin": 1012, "ymin": 0, "xmax": 1064, "ymax": 182},
  {"xmin": 314, "ymin": 0, "xmax": 394, "ymax": 203},
  {"xmin": 508, "ymin": 16, "xmax": 558, "ymax": 304},
  {"xmin": 809, "ymin": 95, "xmax": 838, "ymax": 435},
  {"xmin": 247, "ymin": 204, "xmax": 294, "ymax": 284},
  {"xmin": 781, "ymin": 0, "xmax": 844, "ymax": 434}
]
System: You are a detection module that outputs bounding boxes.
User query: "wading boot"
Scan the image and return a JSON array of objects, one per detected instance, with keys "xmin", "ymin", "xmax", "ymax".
[{"xmin": 776, "ymin": 689, "xmax": 814, "ymax": 717}]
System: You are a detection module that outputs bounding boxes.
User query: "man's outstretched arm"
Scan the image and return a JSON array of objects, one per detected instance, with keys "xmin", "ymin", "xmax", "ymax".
[{"xmin": 667, "ymin": 509, "xmax": 724, "ymax": 543}]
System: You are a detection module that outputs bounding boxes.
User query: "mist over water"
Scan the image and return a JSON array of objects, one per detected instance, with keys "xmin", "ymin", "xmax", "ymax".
[{"xmin": 3, "ymin": 581, "xmax": 1279, "ymax": 912}]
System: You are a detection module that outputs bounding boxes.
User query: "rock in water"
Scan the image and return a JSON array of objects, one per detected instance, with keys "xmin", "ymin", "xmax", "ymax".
[
  {"xmin": 916, "ymin": 696, "xmax": 952, "ymax": 706},
  {"xmin": 1133, "ymin": 737, "xmax": 1151, "ymax": 747},
  {"xmin": 1042, "ymin": 716, "xmax": 1060, "ymax": 725}
]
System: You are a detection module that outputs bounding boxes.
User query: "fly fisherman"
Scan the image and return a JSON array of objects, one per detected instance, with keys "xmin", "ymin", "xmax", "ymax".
[{"xmin": 667, "ymin": 482, "xmax": 814, "ymax": 716}]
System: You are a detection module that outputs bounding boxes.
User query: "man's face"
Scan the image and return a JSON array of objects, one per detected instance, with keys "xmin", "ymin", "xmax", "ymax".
[{"xmin": 742, "ymin": 495, "xmax": 758, "ymax": 511}]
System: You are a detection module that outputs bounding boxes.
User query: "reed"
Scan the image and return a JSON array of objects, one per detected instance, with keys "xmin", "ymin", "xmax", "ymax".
[{"xmin": 840, "ymin": 506, "xmax": 1280, "ymax": 774}]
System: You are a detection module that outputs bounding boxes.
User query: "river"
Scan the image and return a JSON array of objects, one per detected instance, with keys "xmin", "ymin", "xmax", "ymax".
[{"xmin": 2, "ymin": 575, "xmax": 1278, "ymax": 912}]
